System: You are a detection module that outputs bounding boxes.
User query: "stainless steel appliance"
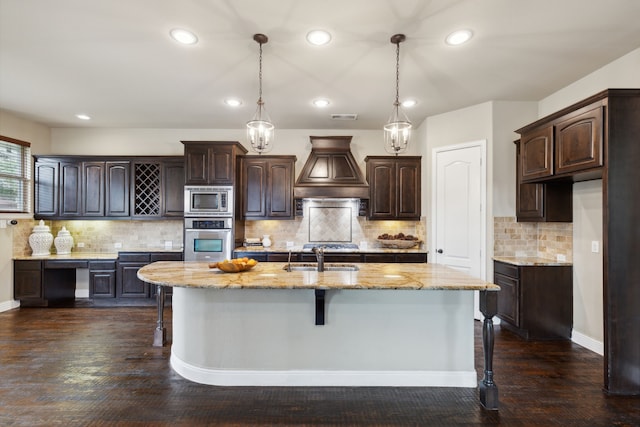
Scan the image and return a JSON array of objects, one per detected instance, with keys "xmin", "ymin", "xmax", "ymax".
[
  {"xmin": 184, "ymin": 185, "xmax": 233, "ymax": 217},
  {"xmin": 184, "ymin": 217, "xmax": 233, "ymax": 261}
]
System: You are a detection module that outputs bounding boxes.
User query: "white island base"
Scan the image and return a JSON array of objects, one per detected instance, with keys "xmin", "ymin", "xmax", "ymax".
[{"xmin": 170, "ymin": 287, "xmax": 477, "ymax": 388}]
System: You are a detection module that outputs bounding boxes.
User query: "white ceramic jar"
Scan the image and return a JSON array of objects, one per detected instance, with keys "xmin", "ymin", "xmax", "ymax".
[
  {"xmin": 262, "ymin": 235, "xmax": 272, "ymax": 248},
  {"xmin": 54, "ymin": 226, "xmax": 74, "ymax": 254},
  {"xmin": 29, "ymin": 220, "xmax": 54, "ymax": 256}
]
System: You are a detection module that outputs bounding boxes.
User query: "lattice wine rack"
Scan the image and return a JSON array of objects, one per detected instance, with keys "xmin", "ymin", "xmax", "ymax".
[{"xmin": 133, "ymin": 163, "xmax": 161, "ymax": 216}]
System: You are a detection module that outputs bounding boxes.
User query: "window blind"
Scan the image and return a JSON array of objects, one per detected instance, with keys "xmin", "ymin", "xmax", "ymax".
[{"xmin": 0, "ymin": 135, "xmax": 31, "ymax": 213}]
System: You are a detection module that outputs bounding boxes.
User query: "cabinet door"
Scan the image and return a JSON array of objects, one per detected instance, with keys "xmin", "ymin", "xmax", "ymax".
[
  {"xmin": 242, "ymin": 159, "xmax": 267, "ymax": 218},
  {"xmin": 209, "ymin": 146, "xmax": 234, "ymax": 185},
  {"xmin": 13, "ymin": 261, "xmax": 43, "ymax": 299},
  {"xmin": 185, "ymin": 145, "xmax": 208, "ymax": 184},
  {"xmin": 494, "ymin": 272, "xmax": 519, "ymax": 327},
  {"xmin": 59, "ymin": 162, "xmax": 82, "ymax": 216},
  {"xmin": 161, "ymin": 159, "xmax": 185, "ymax": 217},
  {"xmin": 367, "ymin": 159, "xmax": 396, "ymax": 219},
  {"xmin": 520, "ymin": 126, "xmax": 553, "ymax": 182},
  {"xmin": 34, "ymin": 161, "xmax": 58, "ymax": 216},
  {"xmin": 555, "ymin": 105, "xmax": 603, "ymax": 175},
  {"xmin": 117, "ymin": 263, "xmax": 149, "ymax": 298},
  {"xmin": 82, "ymin": 161, "xmax": 105, "ymax": 216},
  {"xmin": 396, "ymin": 159, "xmax": 421, "ymax": 219},
  {"xmin": 105, "ymin": 161, "xmax": 130, "ymax": 217},
  {"xmin": 90, "ymin": 270, "xmax": 116, "ymax": 297},
  {"xmin": 267, "ymin": 160, "xmax": 293, "ymax": 218}
]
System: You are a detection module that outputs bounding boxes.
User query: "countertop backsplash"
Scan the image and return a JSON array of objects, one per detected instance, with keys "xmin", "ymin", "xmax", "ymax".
[
  {"xmin": 12, "ymin": 219, "xmax": 184, "ymax": 256},
  {"xmin": 494, "ymin": 217, "xmax": 573, "ymax": 262}
]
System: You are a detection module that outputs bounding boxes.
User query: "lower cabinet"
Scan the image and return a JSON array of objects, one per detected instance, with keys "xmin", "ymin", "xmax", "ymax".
[
  {"xmin": 89, "ymin": 261, "xmax": 117, "ymax": 298},
  {"xmin": 14, "ymin": 260, "xmax": 43, "ymax": 303},
  {"xmin": 117, "ymin": 252, "xmax": 183, "ymax": 299},
  {"xmin": 494, "ymin": 260, "xmax": 572, "ymax": 340},
  {"xmin": 233, "ymin": 251, "xmax": 428, "ymax": 264}
]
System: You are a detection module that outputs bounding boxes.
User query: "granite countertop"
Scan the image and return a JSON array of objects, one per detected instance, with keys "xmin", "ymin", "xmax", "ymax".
[
  {"xmin": 137, "ymin": 261, "xmax": 499, "ymax": 291},
  {"xmin": 493, "ymin": 256, "xmax": 573, "ymax": 266},
  {"xmin": 234, "ymin": 246, "xmax": 428, "ymax": 254}
]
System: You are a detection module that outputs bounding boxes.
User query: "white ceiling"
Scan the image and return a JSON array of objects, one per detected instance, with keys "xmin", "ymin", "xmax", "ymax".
[{"xmin": 1, "ymin": 0, "xmax": 640, "ymax": 130}]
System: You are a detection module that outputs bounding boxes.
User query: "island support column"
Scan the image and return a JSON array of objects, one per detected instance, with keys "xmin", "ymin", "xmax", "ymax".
[
  {"xmin": 479, "ymin": 290, "xmax": 499, "ymax": 410},
  {"xmin": 153, "ymin": 285, "xmax": 166, "ymax": 347}
]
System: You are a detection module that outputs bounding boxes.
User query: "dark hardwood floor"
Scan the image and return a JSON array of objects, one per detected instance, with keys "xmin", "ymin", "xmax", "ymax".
[{"xmin": 0, "ymin": 305, "xmax": 638, "ymax": 426}]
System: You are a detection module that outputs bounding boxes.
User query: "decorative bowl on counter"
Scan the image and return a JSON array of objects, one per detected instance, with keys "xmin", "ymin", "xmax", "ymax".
[
  {"xmin": 209, "ymin": 258, "xmax": 258, "ymax": 273},
  {"xmin": 376, "ymin": 239, "xmax": 421, "ymax": 249}
]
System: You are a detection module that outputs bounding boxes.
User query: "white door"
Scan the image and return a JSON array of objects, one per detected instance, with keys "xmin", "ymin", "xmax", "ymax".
[{"xmin": 432, "ymin": 141, "xmax": 486, "ymax": 316}]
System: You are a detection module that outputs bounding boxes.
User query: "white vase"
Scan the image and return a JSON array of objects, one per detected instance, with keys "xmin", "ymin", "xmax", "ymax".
[
  {"xmin": 262, "ymin": 235, "xmax": 272, "ymax": 248},
  {"xmin": 29, "ymin": 220, "xmax": 54, "ymax": 256},
  {"xmin": 54, "ymin": 226, "xmax": 74, "ymax": 255}
]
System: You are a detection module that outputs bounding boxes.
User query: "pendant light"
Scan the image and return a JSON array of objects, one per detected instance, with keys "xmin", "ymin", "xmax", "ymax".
[
  {"xmin": 384, "ymin": 34, "xmax": 411, "ymax": 155},
  {"xmin": 247, "ymin": 33, "xmax": 274, "ymax": 154}
]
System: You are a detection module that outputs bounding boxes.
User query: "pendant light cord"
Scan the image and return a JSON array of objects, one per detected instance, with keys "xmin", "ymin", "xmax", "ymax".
[
  {"xmin": 394, "ymin": 40, "xmax": 400, "ymax": 106},
  {"xmin": 258, "ymin": 41, "xmax": 263, "ymax": 105}
]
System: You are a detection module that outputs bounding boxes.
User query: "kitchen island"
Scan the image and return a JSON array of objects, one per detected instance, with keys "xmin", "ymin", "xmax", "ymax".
[{"xmin": 138, "ymin": 261, "xmax": 500, "ymax": 409}]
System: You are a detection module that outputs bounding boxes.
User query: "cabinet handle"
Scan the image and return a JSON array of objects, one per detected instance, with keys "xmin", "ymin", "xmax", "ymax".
[{"xmin": 437, "ymin": 249, "xmax": 443, "ymax": 254}]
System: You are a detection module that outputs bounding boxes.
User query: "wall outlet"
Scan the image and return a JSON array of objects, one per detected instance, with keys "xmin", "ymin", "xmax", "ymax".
[
  {"xmin": 591, "ymin": 241, "xmax": 600, "ymax": 253},
  {"xmin": 77, "ymin": 242, "xmax": 85, "ymax": 248},
  {"xmin": 557, "ymin": 254, "xmax": 566, "ymax": 262},
  {"xmin": 164, "ymin": 240, "xmax": 173, "ymax": 249},
  {"xmin": 286, "ymin": 241, "xmax": 294, "ymax": 248},
  {"xmin": 114, "ymin": 242, "xmax": 122, "ymax": 249}
]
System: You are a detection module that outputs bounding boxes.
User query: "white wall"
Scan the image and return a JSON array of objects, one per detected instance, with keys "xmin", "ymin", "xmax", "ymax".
[
  {"xmin": 537, "ymin": 47, "xmax": 640, "ymax": 350},
  {"xmin": 0, "ymin": 110, "xmax": 51, "ymax": 310}
]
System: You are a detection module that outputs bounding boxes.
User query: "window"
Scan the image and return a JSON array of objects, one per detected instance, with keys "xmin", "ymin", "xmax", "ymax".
[{"xmin": 0, "ymin": 135, "xmax": 31, "ymax": 213}]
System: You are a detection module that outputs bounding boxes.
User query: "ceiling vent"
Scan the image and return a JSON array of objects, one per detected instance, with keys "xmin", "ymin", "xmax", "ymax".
[{"xmin": 330, "ymin": 113, "xmax": 358, "ymax": 121}]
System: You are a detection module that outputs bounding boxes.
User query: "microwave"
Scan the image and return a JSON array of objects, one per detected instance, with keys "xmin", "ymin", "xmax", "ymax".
[{"xmin": 184, "ymin": 185, "xmax": 233, "ymax": 217}]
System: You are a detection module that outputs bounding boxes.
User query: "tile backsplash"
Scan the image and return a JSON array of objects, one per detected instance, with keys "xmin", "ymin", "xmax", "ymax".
[
  {"xmin": 13, "ymin": 219, "xmax": 183, "ymax": 256},
  {"xmin": 494, "ymin": 217, "xmax": 573, "ymax": 261}
]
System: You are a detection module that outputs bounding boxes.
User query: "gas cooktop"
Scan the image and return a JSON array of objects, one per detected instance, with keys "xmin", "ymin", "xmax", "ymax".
[{"xmin": 302, "ymin": 243, "xmax": 359, "ymax": 251}]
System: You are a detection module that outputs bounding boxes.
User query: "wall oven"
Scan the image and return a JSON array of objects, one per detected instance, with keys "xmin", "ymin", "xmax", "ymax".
[
  {"xmin": 184, "ymin": 185, "xmax": 233, "ymax": 217},
  {"xmin": 184, "ymin": 217, "xmax": 233, "ymax": 262}
]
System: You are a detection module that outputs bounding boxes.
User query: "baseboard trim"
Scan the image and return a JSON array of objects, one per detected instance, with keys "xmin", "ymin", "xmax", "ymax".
[
  {"xmin": 0, "ymin": 299, "xmax": 20, "ymax": 312},
  {"xmin": 571, "ymin": 330, "xmax": 604, "ymax": 355},
  {"xmin": 170, "ymin": 352, "xmax": 477, "ymax": 387}
]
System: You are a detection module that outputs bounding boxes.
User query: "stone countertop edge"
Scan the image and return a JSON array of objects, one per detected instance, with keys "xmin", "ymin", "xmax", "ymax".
[
  {"xmin": 137, "ymin": 261, "xmax": 500, "ymax": 292},
  {"xmin": 234, "ymin": 246, "xmax": 428, "ymax": 254},
  {"xmin": 13, "ymin": 248, "xmax": 183, "ymax": 261},
  {"xmin": 493, "ymin": 256, "xmax": 573, "ymax": 266}
]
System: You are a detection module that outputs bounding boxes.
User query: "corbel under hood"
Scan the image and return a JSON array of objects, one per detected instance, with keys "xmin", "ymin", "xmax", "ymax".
[{"xmin": 294, "ymin": 136, "xmax": 369, "ymax": 199}]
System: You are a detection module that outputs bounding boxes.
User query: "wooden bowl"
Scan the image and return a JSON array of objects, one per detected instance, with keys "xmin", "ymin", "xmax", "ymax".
[
  {"xmin": 209, "ymin": 259, "xmax": 258, "ymax": 273},
  {"xmin": 376, "ymin": 239, "xmax": 421, "ymax": 249}
]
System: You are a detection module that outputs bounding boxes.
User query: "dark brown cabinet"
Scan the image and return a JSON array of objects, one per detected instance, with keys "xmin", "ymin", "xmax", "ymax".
[
  {"xmin": 183, "ymin": 141, "xmax": 247, "ymax": 185},
  {"xmin": 117, "ymin": 253, "xmax": 151, "ymax": 298},
  {"xmin": 34, "ymin": 156, "xmax": 182, "ymax": 220},
  {"xmin": 365, "ymin": 156, "xmax": 421, "ymax": 220},
  {"xmin": 519, "ymin": 101, "xmax": 604, "ymax": 184},
  {"xmin": 89, "ymin": 261, "xmax": 116, "ymax": 298},
  {"xmin": 515, "ymin": 140, "xmax": 572, "ymax": 222},
  {"xmin": 13, "ymin": 260, "xmax": 43, "ymax": 301},
  {"xmin": 233, "ymin": 250, "xmax": 428, "ymax": 264},
  {"xmin": 494, "ymin": 260, "xmax": 572, "ymax": 340},
  {"xmin": 240, "ymin": 155, "xmax": 295, "ymax": 220}
]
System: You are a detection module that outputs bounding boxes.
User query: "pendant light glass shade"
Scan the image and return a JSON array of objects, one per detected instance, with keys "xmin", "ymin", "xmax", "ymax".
[
  {"xmin": 247, "ymin": 34, "xmax": 274, "ymax": 154},
  {"xmin": 384, "ymin": 34, "xmax": 411, "ymax": 155}
]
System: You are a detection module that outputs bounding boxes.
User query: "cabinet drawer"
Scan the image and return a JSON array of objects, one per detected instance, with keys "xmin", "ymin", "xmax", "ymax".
[
  {"xmin": 118, "ymin": 253, "xmax": 151, "ymax": 262},
  {"xmin": 15, "ymin": 260, "xmax": 42, "ymax": 271},
  {"xmin": 150, "ymin": 252, "xmax": 183, "ymax": 262},
  {"xmin": 44, "ymin": 260, "xmax": 89, "ymax": 269},
  {"xmin": 89, "ymin": 261, "xmax": 117, "ymax": 270},
  {"xmin": 395, "ymin": 253, "xmax": 428, "ymax": 263},
  {"xmin": 494, "ymin": 261, "xmax": 519, "ymax": 278}
]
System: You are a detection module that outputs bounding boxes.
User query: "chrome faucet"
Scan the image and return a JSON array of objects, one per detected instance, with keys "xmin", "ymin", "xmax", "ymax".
[{"xmin": 312, "ymin": 246, "xmax": 325, "ymax": 272}]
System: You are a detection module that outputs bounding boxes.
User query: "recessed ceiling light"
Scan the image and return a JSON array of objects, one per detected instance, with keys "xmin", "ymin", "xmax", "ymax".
[
  {"xmin": 312, "ymin": 98, "xmax": 330, "ymax": 108},
  {"xmin": 224, "ymin": 98, "xmax": 242, "ymax": 107},
  {"xmin": 445, "ymin": 29, "xmax": 473, "ymax": 46},
  {"xmin": 170, "ymin": 28, "xmax": 198, "ymax": 45},
  {"xmin": 401, "ymin": 99, "xmax": 417, "ymax": 108},
  {"xmin": 75, "ymin": 114, "xmax": 91, "ymax": 120},
  {"xmin": 306, "ymin": 30, "xmax": 332, "ymax": 46}
]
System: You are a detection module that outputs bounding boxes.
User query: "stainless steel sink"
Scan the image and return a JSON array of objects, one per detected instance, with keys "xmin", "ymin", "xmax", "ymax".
[{"xmin": 283, "ymin": 263, "xmax": 359, "ymax": 272}]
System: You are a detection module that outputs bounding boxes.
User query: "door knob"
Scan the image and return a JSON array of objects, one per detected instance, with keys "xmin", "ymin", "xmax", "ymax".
[{"xmin": 437, "ymin": 249, "xmax": 443, "ymax": 253}]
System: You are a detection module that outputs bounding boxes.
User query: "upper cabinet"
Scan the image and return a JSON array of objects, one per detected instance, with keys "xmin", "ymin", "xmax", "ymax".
[
  {"xmin": 240, "ymin": 155, "xmax": 296, "ymax": 220},
  {"xmin": 182, "ymin": 141, "xmax": 247, "ymax": 185},
  {"xmin": 34, "ymin": 156, "xmax": 184, "ymax": 220},
  {"xmin": 365, "ymin": 156, "xmax": 421, "ymax": 220},
  {"xmin": 519, "ymin": 101, "xmax": 604, "ymax": 184}
]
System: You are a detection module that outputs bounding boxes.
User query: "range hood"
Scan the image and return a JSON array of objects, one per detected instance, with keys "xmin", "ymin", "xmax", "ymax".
[{"xmin": 294, "ymin": 136, "xmax": 369, "ymax": 199}]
